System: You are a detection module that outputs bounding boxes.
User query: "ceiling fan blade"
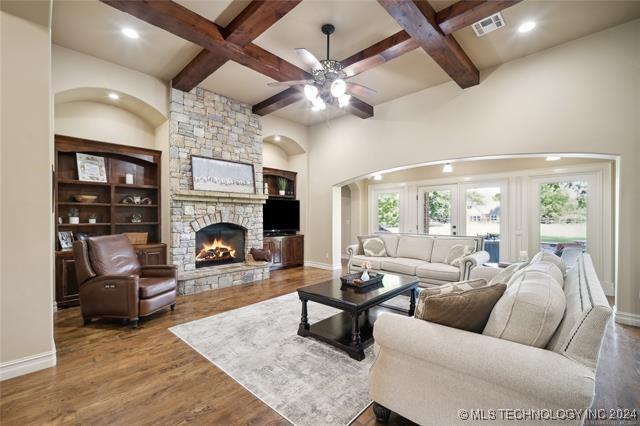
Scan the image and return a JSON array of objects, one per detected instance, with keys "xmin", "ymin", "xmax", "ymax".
[
  {"xmin": 342, "ymin": 58, "xmax": 385, "ymax": 78},
  {"xmin": 294, "ymin": 48, "xmax": 323, "ymax": 71},
  {"xmin": 347, "ymin": 82, "xmax": 378, "ymax": 98},
  {"xmin": 267, "ymin": 80, "xmax": 312, "ymax": 87}
]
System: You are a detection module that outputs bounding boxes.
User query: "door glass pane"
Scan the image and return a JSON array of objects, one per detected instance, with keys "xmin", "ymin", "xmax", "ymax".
[
  {"xmin": 539, "ymin": 181, "xmax": 587, "ymax": 266},
  {"xmin": 423, "ymin": 190, "xmax": 452, "ymax": 235},
  {"xmin": 465, "ymin": 187, "xmax": 501, "ymax": 262},
  {"xmin": 377, "ymin": 192, "xmax": 400, "ymax": 233}
]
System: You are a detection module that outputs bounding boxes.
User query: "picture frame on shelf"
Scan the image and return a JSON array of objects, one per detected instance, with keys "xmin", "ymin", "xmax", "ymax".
[
  {"xmin": 58, "ymin": 231, "xmax": 74, "ymax": 250},
  {"xmin": 191, "ymin": 155, "xmax": 255, "ymax": 194},
  {"xmin": 76, "ymin": 153, "xmax": 107, "ymax": 183}
]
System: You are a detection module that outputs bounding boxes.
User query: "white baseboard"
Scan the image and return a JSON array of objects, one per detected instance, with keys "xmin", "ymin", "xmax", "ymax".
[
  {"xmin": 0, "ymin": 350, "xmax": 56, "ymax": 381},
  {"xmin": 614, "ymin": 310, "xmax": 640, "ymax": 327},
  {"xmin": 304, "ymin": 261, "xmax": 342, "ymax": 271}
]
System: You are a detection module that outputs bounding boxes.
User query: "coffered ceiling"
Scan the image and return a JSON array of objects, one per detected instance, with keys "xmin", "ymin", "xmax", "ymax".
[{"xmin": 52, "ymin": 0, "xmax": 640, "ymax": 126}]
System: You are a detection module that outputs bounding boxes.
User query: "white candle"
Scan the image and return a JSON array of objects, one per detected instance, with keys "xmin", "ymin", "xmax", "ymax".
[{"xmin": 125, "ymin": 173, "xmax": 134, "ymax": 185}]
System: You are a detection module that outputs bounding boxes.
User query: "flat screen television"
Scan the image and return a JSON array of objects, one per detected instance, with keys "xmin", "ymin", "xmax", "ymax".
[{"xmin": 264, "ymin": 199, "xmax": 300, "ymax": 234}]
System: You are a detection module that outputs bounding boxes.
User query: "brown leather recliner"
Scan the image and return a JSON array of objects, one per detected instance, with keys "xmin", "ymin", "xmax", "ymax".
[{"xmin": 73, "ymin": 234, "xmax": 177, "ymax": 327}]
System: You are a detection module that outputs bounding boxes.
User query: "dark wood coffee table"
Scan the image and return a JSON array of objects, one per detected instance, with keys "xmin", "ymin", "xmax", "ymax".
[{"xmin": 297, "ymin": 273, "xmax": 419, "ymax": 361}]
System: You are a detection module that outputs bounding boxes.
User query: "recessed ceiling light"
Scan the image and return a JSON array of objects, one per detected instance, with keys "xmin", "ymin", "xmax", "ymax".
[
  {"xmin": 108, "ymin": 92, "xmax": 120, "ymax": 100},
  {"xmin": 373, "ymin": 174, "xmax": 383, "ymax": 181},
  {"xmin": 442, "ymin": 163, "xmax": 453, "ymax": 173},
  {"xmin": 121, "ymin": 27, "xmax": 139, "ymax": 39},
  {"xmin": 274, "ymin": 135, "xmax": 281, "ymax": 142},
  {"xmin": 518, "ymin": 21, "xmax": 536, "ymax": 33},
  {"xmin": 546, "ymin": 156, "xmax": 561, "ymax": 161}
]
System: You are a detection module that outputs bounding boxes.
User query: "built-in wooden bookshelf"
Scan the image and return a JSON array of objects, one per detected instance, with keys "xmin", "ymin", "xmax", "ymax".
[
  {"xmin": 54, "ymin": 135, "xmax": 165, "ymax": 308},
  {"xmin": 263, "ymin": 167, "xmax": 297, "ymax": 199}
]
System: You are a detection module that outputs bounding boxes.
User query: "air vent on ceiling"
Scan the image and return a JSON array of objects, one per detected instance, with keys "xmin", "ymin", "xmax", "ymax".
[{"xmin": 472, "ymin": 12, "xmax": 505, "ymax": 37}]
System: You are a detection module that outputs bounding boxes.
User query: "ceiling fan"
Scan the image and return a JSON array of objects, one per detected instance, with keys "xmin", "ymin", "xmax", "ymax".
[{"xmin": 267, "ymin": 24, "xmax": 378, "ymax": 111}]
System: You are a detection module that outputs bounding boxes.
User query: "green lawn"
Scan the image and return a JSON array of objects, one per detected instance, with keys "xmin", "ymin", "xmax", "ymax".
[{"xmin": 540, "ymin": 236, "xmax": 586, "ymax": 244}]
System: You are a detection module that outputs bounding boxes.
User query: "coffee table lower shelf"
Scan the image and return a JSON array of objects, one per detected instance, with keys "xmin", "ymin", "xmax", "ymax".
[{"xmin": 298, "ymin": 306, "xmax": 395, "ymax": 361}]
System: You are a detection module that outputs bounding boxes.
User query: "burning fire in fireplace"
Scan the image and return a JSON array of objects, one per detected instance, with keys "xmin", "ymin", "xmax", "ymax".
[{"xmin": 196, "ymin": 238, "xmax": 236, "ymax": 263}]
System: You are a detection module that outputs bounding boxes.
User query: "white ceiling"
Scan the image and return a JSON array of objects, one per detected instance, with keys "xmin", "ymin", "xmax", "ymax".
[{"xmin": 52, "ymin": 0, "xmax": 640, "ymax": 126}]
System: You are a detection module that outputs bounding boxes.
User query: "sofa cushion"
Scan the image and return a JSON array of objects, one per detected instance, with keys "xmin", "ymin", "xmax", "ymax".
[
  {"xmin": 531, "ymin": 250, "xmax": 566, "ymax": 275},
  {"xmin": 396, "ymin": 236, "xmax": 434, "ymax": 261},
  {"xmin": 415, "ymin": 262, "xmax": 460, "ymax": 282},
  {"xmin": 483, "ymin": 270, "xmax": 567, "ymax": 348},
  {"xmin": 415, "ymin": 281, "xmax": 507, "ymax": 333},
  {"xmin": 351, "ymin": 255, "xmax": 383, "ymax": 270},
  {"xmin": 377, "ymin": 234, "xmax": 399, "ymax": 257},
  {"xmin": 517, "ymin": 261, "xmax": 564, "ymax": 288},
  {"xmin": 139, "ymin": 276, "xmax": 177, "ymax": 298},
  {"xmin": 445, "ymin": 244, "xmax": 473, "ymax": 267},
  {"xmin": 362, "ymin": 237, "xmax": 387, "ymax": 257},
  {"xmin": 431, "ymin": 238, "xmax": 478, "ymax": 263},
  {"xmin": 381, "ymin": 258, "xmax": 428, "ymax": 275}
]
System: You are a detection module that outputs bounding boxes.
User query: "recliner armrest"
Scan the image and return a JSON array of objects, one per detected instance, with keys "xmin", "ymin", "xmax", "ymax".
[
  {"xmin": 79, "ymin": 275, "xmax": 139, "ymax": 319},
  {"xmin": 372, "ymin": 313, "xmax": 595, "ymax": 409},
  {"xmin": 141, "ymin": 264, "xmax": 178, "ymax": 278},
  {"xmin": 346, "ymin": 244, "xmax": 360, "ymax": 273}
]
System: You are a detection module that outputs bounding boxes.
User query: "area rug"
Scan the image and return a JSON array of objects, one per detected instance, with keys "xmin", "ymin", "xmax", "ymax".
[{"xmin": 170, "ymin": 292, "xmax": 394, "ymax": 426}]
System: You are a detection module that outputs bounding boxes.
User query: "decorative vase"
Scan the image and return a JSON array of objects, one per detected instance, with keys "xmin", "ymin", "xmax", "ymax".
[
  {"xmin": 88, "ymin": 218, "xmax": 97, "ymax": 224},
  {"xmin": 279, "ymin": 189, "xmax": 286, "ymax": 196},
  {"xmin": 264, "ymin": 182, "xmax": 269, "ymax": 195},
  {"xmin": 69, "ymin": 217, "xmax": 79, "ymax": 224},
  {"xmin": 361, "ymin": 270, "xmax": 370, "ymax": 281}
]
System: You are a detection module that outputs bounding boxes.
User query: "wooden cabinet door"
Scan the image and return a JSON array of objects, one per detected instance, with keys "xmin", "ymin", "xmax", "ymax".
[
  {"xmin": 55, "ymin": 253, "xmax": 79, "ymax": 308},
  {"xmin": 138, "ymin": 246, "xmax": 166, "ymax": 265},
  {"xmin": 292, "ymin": 235, "xmax": 304, "ymax": 265},
  {"xmin": 282, "ymin": 236, "xmax": 303, "ymax": 266}
]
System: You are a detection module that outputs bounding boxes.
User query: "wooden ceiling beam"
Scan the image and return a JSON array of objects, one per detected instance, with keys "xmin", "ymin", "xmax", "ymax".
[
  {"xmin": 341, "ymin": 30, "xmax": 418, "ymax": 77},
  {"xmin": 436, "ymin": 0, "xmax": 524, "ymax": 35},
  {"xmin": 223, "ymin": 0, "xmax": 302, "ymax": 47},
  {"xmin": 252, "ymin": 87, "xmax": 303, "ymax": 116},
  {"xmin": 377, "ymin": 0, "xmax": 479, "ymax": 88}
]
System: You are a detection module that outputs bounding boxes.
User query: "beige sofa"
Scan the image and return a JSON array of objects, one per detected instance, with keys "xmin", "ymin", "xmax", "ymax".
[
  {"xmin": 369, "ymin": 253, "xmax": 612, "ymax": 425},
  {"xmin": 347, "ymin": 233, "xmax": 489, "ymax": 287}
]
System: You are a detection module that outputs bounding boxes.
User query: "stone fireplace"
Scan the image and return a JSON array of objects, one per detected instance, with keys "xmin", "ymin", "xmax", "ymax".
[{"xmin": 169, "ymin": 87, "xmax": 269, "ymax": 295}]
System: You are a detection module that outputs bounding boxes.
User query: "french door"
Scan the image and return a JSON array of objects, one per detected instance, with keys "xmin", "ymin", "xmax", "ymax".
[
  {"xmin": 417, "ymin": 185, "xmax": 459, "ymax": 235},
  {"xmin": 417, "ymin": 182, "xmax": 506, "ymax": 261}
]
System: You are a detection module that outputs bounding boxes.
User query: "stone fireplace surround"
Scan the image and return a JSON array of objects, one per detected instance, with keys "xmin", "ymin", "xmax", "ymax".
[{"xmin": 169, "ymin": 87, "xmax": 269, "ymax": 295}]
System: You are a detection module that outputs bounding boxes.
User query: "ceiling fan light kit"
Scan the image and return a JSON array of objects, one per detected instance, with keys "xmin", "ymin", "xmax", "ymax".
[{"xmin": 274, "ymin": 23, "xmax": 377, "ymax": 112}]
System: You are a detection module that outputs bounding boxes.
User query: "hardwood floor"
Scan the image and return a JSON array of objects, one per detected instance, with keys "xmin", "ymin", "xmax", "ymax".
[{"xmin": 1, "ymin": 266, "xmax": 638, "ymax": 425}]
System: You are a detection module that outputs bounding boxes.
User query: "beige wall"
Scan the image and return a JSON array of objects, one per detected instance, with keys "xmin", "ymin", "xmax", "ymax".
[
  {"xmin": 52, "ymin": 44, "xmax": 168, "ymax": 120},
  {"xmin": 0, "ymin": 9, "xmax": 55, "ymax": 377},
  {"xmin": 308, "ymin": 20, "xmax": 640, "ymax": 320},
  {"xmin": 263, "ymin": 141, "xmax": 290, "ymax": 170},
  {"xmin": 55, "ymin": 101, "xmax": 156, "ymax": 148}
]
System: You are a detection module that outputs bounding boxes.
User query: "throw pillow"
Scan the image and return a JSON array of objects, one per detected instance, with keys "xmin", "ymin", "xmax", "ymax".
[
  {"xmin": 415, "ymin": 283, "xmax": 507, "ymax": 333},
  {"xmin": 362, "ymin": 237, "xmax": 387, "ymax": 257},
  {"xmin": 445, "ymin": 244, "xmax": 473, "ymax": 267},
  {"xmin": 531, "ymin": 251, "xmax": 566, "ymax": 275},
  {"xmin": 414, "ymin": 278, "xmax": 489, "ymax": 317},
  {"xmin": 483, "ymin": 270, "xmax": 566, "ymax": 348}
]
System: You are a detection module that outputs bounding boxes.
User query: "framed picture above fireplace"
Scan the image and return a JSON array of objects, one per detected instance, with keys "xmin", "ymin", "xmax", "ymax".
[{"xmin": 191, "ymin": 156, "xmax": 255, "ymax": 194}]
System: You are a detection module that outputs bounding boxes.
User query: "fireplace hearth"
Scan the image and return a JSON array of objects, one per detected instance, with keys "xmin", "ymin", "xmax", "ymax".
[{"xmin": 195, "ymin": 223, "xmax": 246, "ymax": 268}]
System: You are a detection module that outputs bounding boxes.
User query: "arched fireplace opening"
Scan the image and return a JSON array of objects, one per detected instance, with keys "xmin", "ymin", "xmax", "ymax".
[{"xmin": 195, "ymin": 222, "xmax": 246, "ymax": 268}]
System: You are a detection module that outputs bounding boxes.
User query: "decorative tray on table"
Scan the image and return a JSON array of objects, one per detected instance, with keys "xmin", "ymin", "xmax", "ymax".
[{"xmin": 340, "ymin": 272, "xmax": 384, "ymax": 289}]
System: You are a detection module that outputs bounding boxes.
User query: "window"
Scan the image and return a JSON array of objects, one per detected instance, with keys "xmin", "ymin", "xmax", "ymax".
[
  {"xmin": 376, "ymin": 192, "xmax": 400, "ymax": 233},
  {"xmin": 464, "ymin": 186, "xmax": 501, "ymax": 262},
  {"xmin": 538, "ymin": 180, "xmax": 587, "ymax": 265}
]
